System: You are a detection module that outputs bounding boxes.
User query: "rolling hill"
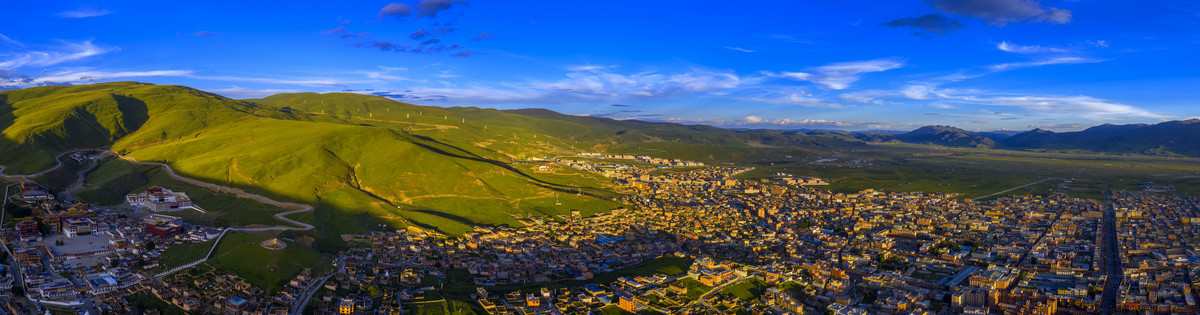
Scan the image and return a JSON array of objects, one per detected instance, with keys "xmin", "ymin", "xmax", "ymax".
[
  {"xmin": 0, "ymin": 82, "xmax": 632, "ymax": 242},
  {"xmin": 895, "ymin": 125, "xmax": 996, "ymax": 148}
]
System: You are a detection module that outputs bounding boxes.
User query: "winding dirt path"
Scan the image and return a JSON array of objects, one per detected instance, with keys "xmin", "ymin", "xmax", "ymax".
[{"xmin": 1, "ymin": 150, "xmax": 314, "ymax": 231}]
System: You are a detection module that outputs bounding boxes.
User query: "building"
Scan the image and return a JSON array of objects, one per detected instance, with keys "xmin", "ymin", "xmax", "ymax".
[
  {"xmin": 125, "ymin": 187, "xmax": 193, "ymax": 212},
  {"xmin": 144, "ymin": 214, "xmax": 184, "ymax": 237},
  {"xmin": 19, "ymin": 182, "xmax": 52, "ymax": 202},
  {"xmin": 764, "ymin": 288, "xmax": 805, "ymax": 314},
  {"xmin": 618, "ymin": 294, "xmax": 638, "ymax": 313},
  {"xmin": 339, "ymin": 298, "xmax": 354, "ymax": 314},
  {"xmin": 62, "ymin": 218, "xmax": 93, "ymax": 238},
  {"xmin": 16, "ymin": 219, "xmax": 40, "ymax": 241}
]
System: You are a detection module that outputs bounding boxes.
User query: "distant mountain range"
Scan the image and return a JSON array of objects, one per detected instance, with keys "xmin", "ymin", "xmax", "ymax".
[{"xmin": 829, "ymin": 120, "xmax": 1200, "ymax": 156}]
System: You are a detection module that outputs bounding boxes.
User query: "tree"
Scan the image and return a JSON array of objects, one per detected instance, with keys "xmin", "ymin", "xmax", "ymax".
[
  {"xmin": 11, "ymin": 286, "xmax": 23, "ymax": 297},
  {"xmin": 144, "ymin": 240, "xmax": 156, "ymax": 251},
  {"xmin": 111, "ymin": 259, "xmax": 121, "ymax": 268}
]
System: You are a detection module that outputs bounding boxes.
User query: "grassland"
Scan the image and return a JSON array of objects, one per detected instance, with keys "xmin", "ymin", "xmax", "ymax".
[
  {"xmin": 157, "ymin": 238, "xmax": 216, "ymax": 270},
  {"xmin": 440, "ymin": 255, "xmax": 693, "ymax": 300},
  {"xmin": 405, "ymin": 299, "xmax": 479, "ymax": 315},
  {"xmin": 1, "ymin": 83, "xmax": 633, "ymax": 241},
  {"xmin": 75, "ymin": 157, "xmax": 290, "ymax": 227},
  {"xmin": 739, "ymin": 143, "xmax": 1200, "ymax": 199},
  {"xmin": 676, "ymin": 277, "xmax": 713, "ymax": 300},
  {"xmin": 714, "ymin": 278, "xmax": 769, "ymax": 301},
  {"xmin": 205, "ymin": 231, "xmax": 331, "ymax": 293}
]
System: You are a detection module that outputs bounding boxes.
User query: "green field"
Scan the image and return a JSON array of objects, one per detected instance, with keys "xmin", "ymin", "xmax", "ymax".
[
  {"xmin": 441, "ymin": 255, "xmax": 694, "ymax": 299},
  {"xmin": 739, "ymin": 143, "xmax": 1200, "ymax": 199},
  {"xmin": 599, "ymin": 305, "xmax": 635, "ymax": 315},
  {"xmin": 714, "ymin": 278, "xmax": 769, "ymax": 301},
  {"xmin": 205, "ymin": 231, "xmax": 331, "ymax": 293},
  {"xmin": 157, "ymin": 239, "xmax": 217, "ymax": 270},
  {"xmin": 677, "ymin": 277, "xmax": 713, "ymax": 300},
  {"xmin": 405, "ymin": 299, "xmax": 480, "ymax": 315}
]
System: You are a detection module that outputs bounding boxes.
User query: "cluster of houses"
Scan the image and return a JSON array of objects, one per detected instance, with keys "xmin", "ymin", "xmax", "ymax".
[
  {"xmin": 125, "ymin": 186, "xmax": 193, "ymax": 212},
  {"xmin": 578, "ymin": 153, "xmax": 705, "ymax": 167}
]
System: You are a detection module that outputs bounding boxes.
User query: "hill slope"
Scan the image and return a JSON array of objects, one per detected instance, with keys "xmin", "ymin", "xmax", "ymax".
[
  {"xmin": 895, "ymin": 125, "xmax": 996, "ymax": 148},
  {"xmin": 1001, "ymin": 120, "xmax": 1200, "ymax": 156},
  {"xmin": 0, "ymin": 83, "xmax": 622, "ymax": 241}
]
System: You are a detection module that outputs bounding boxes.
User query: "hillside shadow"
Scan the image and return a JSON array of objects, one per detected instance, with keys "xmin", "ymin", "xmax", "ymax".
[
  {"xmin": 405, "ymin": 137, "xmax": 600, "ymax": 197},
  {"xmin": 0, "ymin": 95, "xmax": 22, "ymax": 172},
  {"xmin": 403, "ymin": 133, "xmax": 604, "ymax": 198},
  {"xmin": 112, "ymin": 94, "xmax": 150, "ymax": 135}
]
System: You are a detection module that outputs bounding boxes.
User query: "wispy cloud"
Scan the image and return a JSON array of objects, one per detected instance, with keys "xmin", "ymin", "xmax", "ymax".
[
  {"xmin": 995, "ymin": 41, "xmax": 1070, "ymax": 54},
  {"xmin": 208, "ymin": 86, "xmax": 300, "ymax": 99},
  {"xmin": 57, "ymin": 7, "xmax": 113, "ymax": 18},
  {"xmin": 960, "ymin": 95, "xmax": 1166, "ymax": 120},
  {"xmin": 1, "ymin": 69, "xmax": 191, "ymax": 87},
  {"xmin": 0, "ymin": 40, "xmax": 117, "ymax": 70},
  {"xmin": 987, "ymin": 56, "xmax": 1104, "ymax": 71},
  {"xmin": 473, "ymin": 32, "xmax": 495, "ymax": 40},
  {"xmin": 763, "ymin": 58, "xmax": 905, "ymax": 89},
  {"xmin": 371, "ymin": 66, "xmax": 750, "ymax": 105},
  {"xmin": 355, "ymin": 66, "xmax": 414, "ymax": 82},
  {"xmin": 725, "ymin": 46, "xmax": 756, "ymax": 53},
  {"xmin": 188, "ymin": 75, "xmax": 353, "ymax": 87},
  {"xmin": 843, "ymin": 83, "xmax": 1165, "ymax": 121},
  {"xmin": 194, "ymin": 31, "xmax": 219, "ymax": 37},
  {"xmin": 929, "ymin": 0, "xmax": 1071, "ymax": 26},
  {"xmin": 0, "ymin": 33, "xmax": 24, "ymax": 47},
  {"xmin": 648, "ymin": 115, "xmax": 895, "ymax": 130}
]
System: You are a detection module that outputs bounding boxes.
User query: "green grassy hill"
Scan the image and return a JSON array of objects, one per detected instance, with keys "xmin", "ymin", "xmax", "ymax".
[{"xmin": 0, "ymin": 82, "xmax": 627, "ymax": 244}]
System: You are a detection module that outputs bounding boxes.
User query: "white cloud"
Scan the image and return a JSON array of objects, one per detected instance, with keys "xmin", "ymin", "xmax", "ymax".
[
  {"xmin": 655, "ymin": 116, "xmax": 875, "ymax": 129},
  {"xmin": 565, "ymin": 64, "xmax": 612, "ymax": 72},
  {"xmin": 0, "ymin": 33, "xmax": 23, "ymax": 47},
  {"xmin": 901, "ymin": 85, "xmax": 935, "ymax": 100},
  {"xmin": 188, "ymin": 75, "xmax": 353, "ymax": 87},
  {"xmin": 744, "ymin": 92, "xmax": 834, "ymax": 107},
  {"xmin": 1, "ymin": 69, "xmax": 192, "ymax": 87},
  {"xmin": 987, "ymin": 56, "xmax": 1104, "ymax": 71},
  {"xmin": 356, "ymin": 66, "xmax": 412, "ymax": 82},
  {"xmin": 57, "ymin": 7, "xmax": 113, "ymax": 18},
  {"xmin": 996, "ymin": 41, "xmax": 1070, "ymax": 54},
  {"xmin": 377, "ymin": 67, "xmax": 751, "ymax": 105},
  {"xmin": 960, "ymin": 95, "xmax": 1167, "ymax": 120},
  {"xmin": 725, "ymin": 46, "xmax": 756, "ymax": 53},
  {"xmin": 0, "ymin": 40, "xmax": 117, "ymax": 70},
  {"xmin": 765, "ymin": 58, "xmax": 905, "ymax": 90},
  {"xmin": 208, "ymin": 86, "xmax": 300, "ymax": 99}
]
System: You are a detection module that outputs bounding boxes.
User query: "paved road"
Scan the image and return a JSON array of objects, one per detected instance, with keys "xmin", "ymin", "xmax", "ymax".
[
  {"xmin": 1100, "ymin": 200, "xmax": 1121, "ymax": 314},
  {"xmin": 970, "ymin": 177, "xmax": 1057, "ymax": 201},
  {"xmin": 2, "ymin": 150, "xmax": 315, "ymax": 231},
  {"xmin": 695, "ymin": 276, "xmax": 749, "ymax": 308},
  {"xmin": 290, "ymin": 258, "xmax": 345, "ymax": 314}
]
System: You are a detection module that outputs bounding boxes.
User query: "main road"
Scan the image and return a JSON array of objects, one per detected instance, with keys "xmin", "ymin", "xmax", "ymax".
[{"xmin": 1100, "ymin": 199, "xmax": 1121, "ymax": 314}]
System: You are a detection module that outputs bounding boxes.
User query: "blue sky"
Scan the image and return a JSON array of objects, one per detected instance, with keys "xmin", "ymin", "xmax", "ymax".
[{"xmin": 3, "ymin": 0, "xmax": 1200, "ymax": 131}]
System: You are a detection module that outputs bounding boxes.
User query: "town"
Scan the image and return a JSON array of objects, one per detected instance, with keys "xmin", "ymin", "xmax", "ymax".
[{"xmin": 0, "ymin": 152, "xmax": 1197, "ymax": 315}]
